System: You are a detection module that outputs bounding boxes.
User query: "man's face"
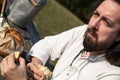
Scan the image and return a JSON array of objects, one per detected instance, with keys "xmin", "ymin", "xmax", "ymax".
[{"xmin": 84, "ymin": 0, "xmax": 120, "ymax": 52}]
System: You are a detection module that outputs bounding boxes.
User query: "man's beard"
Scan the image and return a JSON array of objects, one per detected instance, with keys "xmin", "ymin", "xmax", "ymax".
[{"xmin": 83, "ymin": 28, "xmax": 105, "ymax": 52}]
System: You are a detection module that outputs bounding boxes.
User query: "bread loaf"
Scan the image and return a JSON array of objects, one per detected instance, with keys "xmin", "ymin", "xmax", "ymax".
[{"xmin": 0, "ymin": 26, "xmax": 24, "ymax": 58}]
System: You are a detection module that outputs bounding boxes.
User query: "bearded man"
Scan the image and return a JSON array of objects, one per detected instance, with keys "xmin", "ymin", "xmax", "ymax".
[{"xmin": 1, "ymin": 0, "xmax": 120, "ymax": 80}]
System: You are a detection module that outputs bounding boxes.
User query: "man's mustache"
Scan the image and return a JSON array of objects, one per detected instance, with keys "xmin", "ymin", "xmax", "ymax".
[{"xmin": 87, "ymin": 28, "xmax": 98, "ymax": 38}]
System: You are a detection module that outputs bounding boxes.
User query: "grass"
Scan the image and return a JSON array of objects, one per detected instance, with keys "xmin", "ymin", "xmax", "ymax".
[{"xmin": 34, "ymin": 0, "xmax": 84, "ymax": 38}]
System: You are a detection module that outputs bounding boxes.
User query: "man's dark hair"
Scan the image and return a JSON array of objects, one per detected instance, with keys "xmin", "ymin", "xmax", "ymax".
[
  {"xmin": 92, "ymin": 0, "xmax": 120, "ymax": 67},
  {"xmin": 113, "ymin": 0, "xmax": 120, "ymax": 4},
  {"xmin": 106, "ymin": 41, "xmax": 120, "ymax": 67},
  {"xmin": 104, "ymin": 0, "xmax": 120, "ymax": 67}
]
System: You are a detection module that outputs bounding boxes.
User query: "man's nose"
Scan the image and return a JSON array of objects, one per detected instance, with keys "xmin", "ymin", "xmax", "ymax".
[{"xmin": 91, "ymin": 18, "xmax": 101, "ymax": 29}]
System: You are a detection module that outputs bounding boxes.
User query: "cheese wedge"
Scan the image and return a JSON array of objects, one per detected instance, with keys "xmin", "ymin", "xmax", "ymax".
[{"xmin": 14, "ymin": 51, "xmax": 20, "ymax": 62}]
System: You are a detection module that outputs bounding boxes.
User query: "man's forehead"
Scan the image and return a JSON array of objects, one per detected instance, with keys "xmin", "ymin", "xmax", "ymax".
[{"xmin": 98, "ymin": 0, "xmax": 120, "ymax": 20}]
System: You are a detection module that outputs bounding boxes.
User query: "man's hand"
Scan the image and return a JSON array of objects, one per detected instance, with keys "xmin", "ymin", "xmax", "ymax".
[
  {"xmin": 27, "ymin": 57, "xmax": 44, "ymax": 80},
  {"xmin": 0, "ymin": 53, "xmax": 27, "ymax": 80}
]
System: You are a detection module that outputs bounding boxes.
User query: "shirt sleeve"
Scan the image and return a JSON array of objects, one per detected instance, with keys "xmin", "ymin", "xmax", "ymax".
[{"xmin": 27, "ymin": 25, "xmax": 87, "ymax": 65}]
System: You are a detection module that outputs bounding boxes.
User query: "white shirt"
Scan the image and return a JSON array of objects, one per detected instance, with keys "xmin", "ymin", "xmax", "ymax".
[
  {"xmin": 27, "ymin": 25, "xmax": 120, "ymax": 80},
  {"xmin": 52, "ymin": 52, "xmax": 120, "ymax": 80}
]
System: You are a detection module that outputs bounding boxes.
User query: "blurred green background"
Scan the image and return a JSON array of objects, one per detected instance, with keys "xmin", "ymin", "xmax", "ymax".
[{"xmin": 34, "ymin": 0, "xmax": 84, "ymax": 38}]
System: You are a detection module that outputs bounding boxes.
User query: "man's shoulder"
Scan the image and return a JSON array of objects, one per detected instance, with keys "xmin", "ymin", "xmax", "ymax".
[
  {"xmin": 106, "ymin": 64, "xmax": 120, "ymax": 74},
  {"xmin": 90, "ymin": 61, "xmax": 120, "ymax": 79},
  {"xmin": 72, "ymin": 24, "xmax": 88, "ymax": 36},
  {"xmin": 76, "ymin": 24, "xmax": 88, "ymax": 29},
  {"xmin": 97, "ymin": 65, "xmax": 120, "ymax": 79},
  {"xmin": 97, "ymin": 61, "xmax": 120, "ymax": 75}
]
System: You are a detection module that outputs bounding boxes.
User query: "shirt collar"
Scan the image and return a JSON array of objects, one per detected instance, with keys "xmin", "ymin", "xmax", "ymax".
[
  {"xmin": 87, "ymin": 54, "xmax": 105, "ymax": 62},
  {"xmin": 80, "ymin": 51, "xmax": 105, "ymax": 62}
]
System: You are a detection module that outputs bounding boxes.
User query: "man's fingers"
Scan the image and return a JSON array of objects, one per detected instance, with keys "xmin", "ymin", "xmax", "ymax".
[
  {"xmin": 7, "ymin": 53, "xmax": 16, "ymax": 66},
  {"xmin": 0, "ymin": 53, "xmax": 18, "ymax": 77},
  {"xmin": 19, "ymin": 57, "xmax": 26, "ymax": 68},
  {"xmin": 0, "ymin": 61, "xmax": 4, "ymax": 76},
  {"xmin": 27, "ymin": 66, "xmax": 43, "ymax": 80},
  {"xmin": 27, "ymin": 69, "xmax": 43, "ymax": 80},
  {"xmin": 34, "ymin": 73, "xmax": 43, "ymax": 80},
  {"xmin": 27, "ymin": 63, "xmax": 43, "ymax": 77}
]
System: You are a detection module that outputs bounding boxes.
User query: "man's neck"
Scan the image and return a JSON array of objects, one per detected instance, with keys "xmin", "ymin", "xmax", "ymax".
[{"xmin": 86, "ymin": 51, "xmax": 106, "ymax": 56}]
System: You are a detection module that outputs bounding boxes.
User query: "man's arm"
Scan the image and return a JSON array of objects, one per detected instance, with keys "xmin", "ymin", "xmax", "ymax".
[{"xmin": 31, "ymin": 56, "xmax": 43, "ymax": 64}]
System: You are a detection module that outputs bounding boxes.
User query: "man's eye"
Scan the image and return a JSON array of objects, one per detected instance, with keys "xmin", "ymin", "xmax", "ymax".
[
  {"xmin": 106, "ymin": 21, "xmax": 111, "ymax": 26},
  {"xmin": 93, "ymin": 12, "xmax": 99, "ymax": 17},
  {"xmin": 102, "ymin": 18, "xmax": 112, "ymax": 27}
]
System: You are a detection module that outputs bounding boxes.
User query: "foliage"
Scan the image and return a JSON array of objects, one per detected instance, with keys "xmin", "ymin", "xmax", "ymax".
[{"xmin": 56, "ymin": 0, "xmax": 103, "ymax": 23}]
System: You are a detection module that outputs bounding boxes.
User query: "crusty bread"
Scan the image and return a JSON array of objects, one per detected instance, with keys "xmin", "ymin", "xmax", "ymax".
[
  {"xmin": 9, "ymin": 28, "xmax": 24, "ymax": 46},
  {"xmin": 0, "ymin": 26, "xmax": 24, "ymax": 58}
]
